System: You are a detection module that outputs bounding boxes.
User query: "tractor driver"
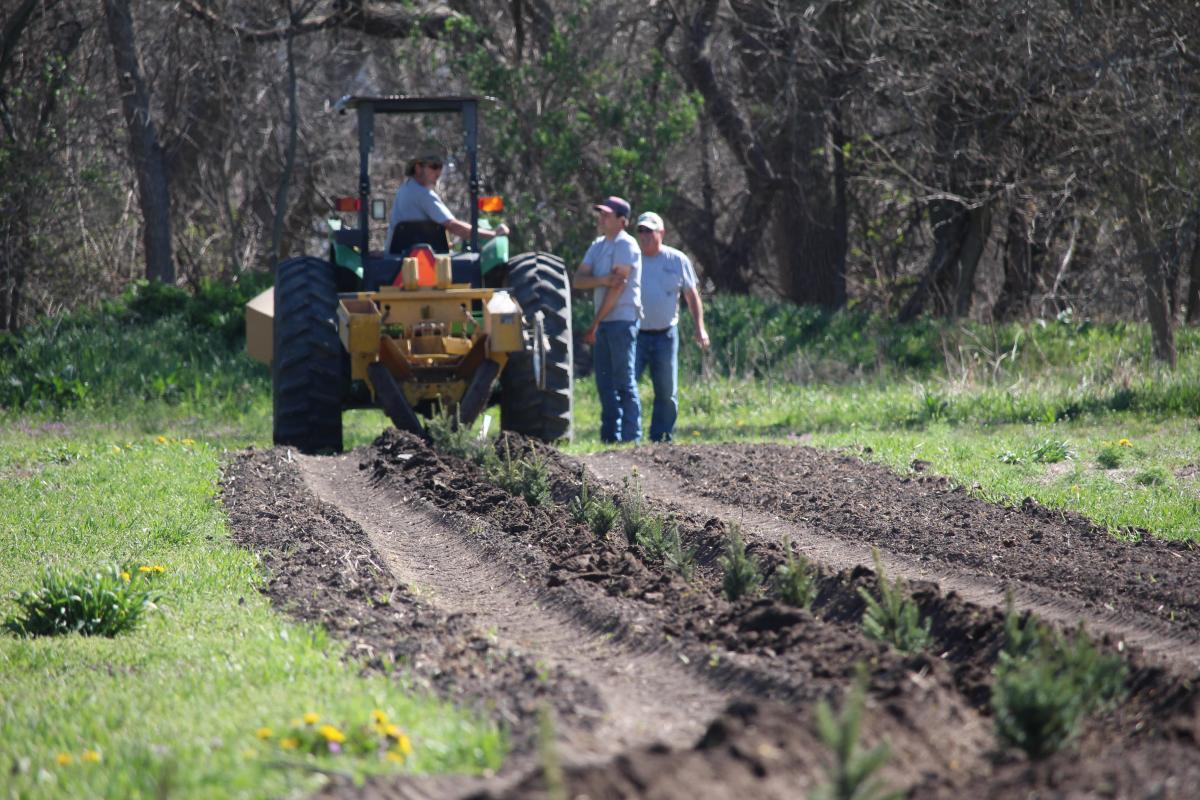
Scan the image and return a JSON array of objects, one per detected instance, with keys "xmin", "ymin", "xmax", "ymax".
[{"xmin": 385, "ymin": 147, "xmax": 509, "ymax": 253}]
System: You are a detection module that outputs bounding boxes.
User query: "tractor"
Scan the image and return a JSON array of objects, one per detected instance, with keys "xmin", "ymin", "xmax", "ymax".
[{"xmin": 244, "ymin": 95, "xmax": 572, "ymax": 453}]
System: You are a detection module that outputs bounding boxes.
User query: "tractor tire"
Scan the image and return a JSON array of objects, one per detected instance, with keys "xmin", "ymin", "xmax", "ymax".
[
  {"xmin": 500, "ymin": 251, "xmax": 573, "ymax": 442},
  {"xmin": 272, "ymin": 256, "xmax": 346, "ymax": 453}
]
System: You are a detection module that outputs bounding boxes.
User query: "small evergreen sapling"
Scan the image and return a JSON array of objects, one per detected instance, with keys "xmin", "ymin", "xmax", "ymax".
[{"xmin": 858, "ymin": 548, "xmax": 931, "ymax": 653}]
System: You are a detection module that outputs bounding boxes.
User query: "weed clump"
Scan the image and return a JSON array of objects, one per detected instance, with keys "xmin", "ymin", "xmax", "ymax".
[
  {"xmin": 5, "ymin": 564, "xmax": 161, "ymax": 637},
  {"xmin": 1133, "ymin": 467, "xmax": 1168, "ymax": 487},
  {"xmin": 720, "ymin": 523, "xmax": 761, "ymax": 601},
  {"xmin": 771, "ymin": 537, "xmax": 817, "ymax": 609},
  {"xmin": 1030, "ymin": 439, "xmax": 1071, "ymax": 464},
  {"xmin": 992, "ymin": 600, "xmax": 1126, "ymax": 759},
  {"xmin": 858, "ymin": 549, "xmax": 931, "ymax": 653},
  {"xmin": 1094, "ymin": 442, "xmax": 1123, "ymax": 470},
  {"xmin": 810, "ymin": 665, "xmax": 901, "ymax": 800},
  {"xmin": 618, "ymin": 470, "xmax": 651, "ymax": 547}
]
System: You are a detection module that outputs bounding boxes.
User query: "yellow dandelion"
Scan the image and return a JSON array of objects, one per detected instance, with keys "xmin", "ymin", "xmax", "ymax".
[
  {"xmin": 279, "ymin": 737, "xmax": 299, "ymax": 750},
  {"xmin": 302, "ymin": 711, "xmax": 320, "ymax": 725},
  {"xmin": 396, "ymin": 734, "xmax": 412, "ymax": 756},
  {"xmin": 1118, "ymin": 438, "xmax": 1132, "ymax": 447},
  {"xmin": 111, "ymin": 445, "xmax": 122, "ymax": 454},
  {"xmin": 255, "ymin": 727, "xmax": 272, "ymax": 740},
  {"xmin": 385, "ymin": 750, "xmax": 406, "ymax": 763},
  {"xmin": 81, "ymin": 750, "xmax": 101, "ymax": 763},
  {"xmin": 182, "ymin": 438, "xmax": 195, "ymax": 446},
  {"xmin": 318, "ymin": 724, "xmax": 346, "ymax": 743},
  {"xmin": 56, "ymin": 752, "xmax": 74, "ymax": 766},
  {"xmin": 384, "ymin": 723, "xmax": 403, "ymax": 739},
  {"xmin": 691, "ymin": 430, "xmax": 699, "ymax": 437},
  {"xmin": 155, "ymin": 435, "xmax": 167, "ymax": 445},
  {"xmin": 120, "ymin": 571, "xmax": 131, "ymax": 582},
  {"xmin": 371, "ymin": 709, "xmax": 389, "ymax": 726},
  {"xmin": 1071, "ymin": 484, "xmax": 1081, "ymax": 493}
]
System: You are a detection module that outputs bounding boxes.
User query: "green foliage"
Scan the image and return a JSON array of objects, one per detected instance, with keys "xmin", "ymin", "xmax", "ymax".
[
  {"xmin": 0, "ymin": 274, "xmax": 272, "ymax": 412},
  {"xmin": 488, "ymin": 438, "xmax": 550, "ymax": 507},
  {"xmin": 1030, "ymin": 439, "xmax": 1071, "ymax": 464},
  {"xmin": 1095, "ymin": 442, "xmax": 1124, "ymax": 469},
  {"xmin": 567, "ymin": 471, "xmax": 595, "ymax": 526},
  {"xmin": 618, "ymin": 470, "xmax": 651, "ymax": 547},
  {"xmin": 5, "ymin": 564, "xmax": 160, "ymax": 638},
  {"xmin": 1133, "ymin": 467, "xmax": 1169, "ymax": 487},
  {"xmin": 858, "ymin": 549, "xmax": 931, "ymax": 653},
  {"xmin": 992, "ymin": 602, "xmax": 1127, "ymax": 759},
  {"xmin": 771, "ymin": 537, "xmax": 818, "ymax": 609},
  {"xmin": 662, "ymin": 523, "xmax": 698, "ymax": 582},
  {"xmin": 810, "ymin": 667, "xmax": 902, "ymax": 800},
  {"xmin": 426, "ymin": 406, "xmax": 499, "ymax": 470},
  {"xmin": 587, "ymin": 495, "xmax": 619, "ymax": 536},
  {"xmin": 719, "ymin": 523, "xmax": 762, "ymax": 601}
]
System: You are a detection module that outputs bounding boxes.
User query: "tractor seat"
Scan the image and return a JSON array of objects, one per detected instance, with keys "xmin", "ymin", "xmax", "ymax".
[{"xmin": 388, "ymin": 221, "xmax": 450, "ymax": 256}]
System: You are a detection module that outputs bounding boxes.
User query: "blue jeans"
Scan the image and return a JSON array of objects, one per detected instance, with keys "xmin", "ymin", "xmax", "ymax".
[
  {"xmin": 594, "ymin": 319, "xmax": 641, "ymax": 443},
  {"xmin": 636, "ymin": 326, "xmax": 679, "ymax": 442}
]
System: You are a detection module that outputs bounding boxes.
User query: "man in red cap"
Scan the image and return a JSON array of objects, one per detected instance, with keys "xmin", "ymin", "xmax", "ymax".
[{"xmin": 573, "ymin": 196, "xmax": 643, "ymax": 443}]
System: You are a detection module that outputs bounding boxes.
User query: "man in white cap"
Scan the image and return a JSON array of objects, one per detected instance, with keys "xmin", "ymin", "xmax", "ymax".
[
  {"xmin": 634, "ymin": 211, "xmax": 709, "ymax": 442},
  {"xmin": 386, "ymin": 146, "xmax": 508, "ymax": 252},
  {"xmin": 573, "ymin": 196, "xmax": 643, "ymax": 443}
]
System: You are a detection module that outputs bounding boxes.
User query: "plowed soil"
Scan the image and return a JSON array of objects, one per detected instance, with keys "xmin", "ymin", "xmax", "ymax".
[{"xmin": 220, "ymin": 434, "xmax": 1200, "ymax": 799}]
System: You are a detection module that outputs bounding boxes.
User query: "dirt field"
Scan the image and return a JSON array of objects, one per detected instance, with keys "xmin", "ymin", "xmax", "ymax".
[{"xmin": 220, "ymin": 432, "xmax": 1200, "ymax": 799}]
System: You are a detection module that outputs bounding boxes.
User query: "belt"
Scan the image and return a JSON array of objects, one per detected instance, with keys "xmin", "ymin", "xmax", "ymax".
[{"xmin": 640, "ymin": 327, "xmax": 671, "ymax": 334}]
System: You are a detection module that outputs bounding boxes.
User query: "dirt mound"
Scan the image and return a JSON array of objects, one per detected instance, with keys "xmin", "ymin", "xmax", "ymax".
[{"xmin": 220, "ymin": 434, "xmax": 1200, "ymax": 799}]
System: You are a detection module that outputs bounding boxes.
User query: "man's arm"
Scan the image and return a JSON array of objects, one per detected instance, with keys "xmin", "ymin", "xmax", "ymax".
[
  {"xmin": 683, "ymin": 286, "xmax": 710, "ymax": 349},
  {"xmin": 583, "ymin": 264, "xmax": 631, "ymax": 344},
  {"xmin": 444, "ymin": 218, "xmax": 509, "ymax": 240},
  {"xmin": 573, "ymin": 262, "xmax": 622, "ymax": 291}
]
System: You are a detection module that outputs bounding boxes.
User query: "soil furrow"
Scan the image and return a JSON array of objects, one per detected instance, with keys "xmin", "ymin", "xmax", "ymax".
[
  {"xmin": 581, "ymin": 447, "xmax": 1200, "ymax": 674},
  {"xmin": 297, "ymin": 452, "xmax": 729, "ymax": 764}
]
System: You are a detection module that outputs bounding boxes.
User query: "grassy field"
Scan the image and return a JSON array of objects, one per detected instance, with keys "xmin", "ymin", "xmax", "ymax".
[
  {"xmin": 2, "ymin": 283, "xmax": 1198, "ymax": 796},
  {"xmin": 0, "ymin": 426, "xmax": 502, "ymax": 799}
]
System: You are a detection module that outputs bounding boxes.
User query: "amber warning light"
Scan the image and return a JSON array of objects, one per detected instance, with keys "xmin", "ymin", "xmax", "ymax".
[
  {"xmin": 478, "ymin": 195, "xmax": 504, "ymax": 213},
  {"xmin": 334, "ymin": 197, "xmax": 361, "ymax": 212}
]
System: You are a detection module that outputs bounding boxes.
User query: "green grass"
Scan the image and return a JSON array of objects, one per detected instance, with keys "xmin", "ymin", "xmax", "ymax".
[{"xmin": 0, "ymin": 427, "xmax": 502, "ymax": 799}]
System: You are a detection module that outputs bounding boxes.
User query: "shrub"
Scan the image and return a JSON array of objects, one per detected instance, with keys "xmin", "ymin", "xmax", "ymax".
[
  {"xmin": 1133, "ymin": 467, "xmax": 1168, "ymax": 487},
  {"xmin": 810, "ymin": 666, "xmax": 902, "ymax": 800},
  {"xmin": 588, "ymin": 496, "xmax": 619, "ymax": 536},
  {"xmin": 992, "ymin": 602, "xmax": 1127, "ymax": 759},
  {"xmin": 1094, "ymin": 442, "xmax": 1123, "ymax": 470},
  {"xmin": 771, "ymin": 537, "xmax": 817, "ymax": 609},
  {"xmin": 858, "ymin": 549, "xmax": 931, "ymax": 653},
  {"xmin": 4, "ymin": 564, "xmax": 161, "ymax": 637},
  {"xmin": 662, "ymin": 523, "xmax": 698, "ymax": 582},
  {"xmin": 719, "ymin": 523, "xmax": 761, "ymax": 601}
]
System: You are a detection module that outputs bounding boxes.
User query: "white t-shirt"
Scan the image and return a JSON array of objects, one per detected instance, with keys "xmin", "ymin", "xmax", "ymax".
[{"xmin": 639, "ymin": 246, "xmax": 697, "ymax": 330}]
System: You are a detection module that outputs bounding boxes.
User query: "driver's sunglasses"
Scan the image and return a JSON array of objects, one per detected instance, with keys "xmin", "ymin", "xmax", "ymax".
[
  {"xmin": 423, "ymin": 162, "xmax": 443, "ymax": 170},
  {"xmin": 636, "ymin": 227, "xmax": 654, "ymax": 233}
]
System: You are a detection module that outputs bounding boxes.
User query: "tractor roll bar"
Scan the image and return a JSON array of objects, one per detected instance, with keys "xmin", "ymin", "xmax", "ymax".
[{"xmin": 334, "ymin": 95, "xmax": 490, "ymax": 256}]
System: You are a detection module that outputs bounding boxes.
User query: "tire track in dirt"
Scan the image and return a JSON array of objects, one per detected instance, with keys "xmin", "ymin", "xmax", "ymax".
[
  {"xmin": 297, "ymin": 452, "xmax": 728, "ymax": 766},
  {"xmin": 582, "ymin": 448, "xmax": 1200, "ymax": 674}
]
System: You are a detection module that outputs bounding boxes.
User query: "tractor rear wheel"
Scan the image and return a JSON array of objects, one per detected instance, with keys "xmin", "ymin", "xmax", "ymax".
[
  {"xmin": 273, "ymin": 256, "xmax": 346, "ymax": 453},
  {"xmin": 500, "ymin": 251, "xmax": 573, "ymax": 442}
]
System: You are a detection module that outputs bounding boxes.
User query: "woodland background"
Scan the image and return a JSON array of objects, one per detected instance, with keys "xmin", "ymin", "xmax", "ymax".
[{"xmin": 3, "ymin": 0, "xmax": 1199, "ymax": 363}]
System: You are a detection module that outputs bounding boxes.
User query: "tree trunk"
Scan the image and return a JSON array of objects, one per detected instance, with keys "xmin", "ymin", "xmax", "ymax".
[
  {"xmin": 994, "ymin": 205, "xmax": 1043, "ymax": 321},
  {"xmin": 1185, "ymin": 222, "xmax": 1200, "ymax": 325},
  {"xmin": 104, "ymin": 0, "xmax": 174, "ymax": 284},
  {"xmin": 953, "ymin": 202, "xmax": 992, "ymax": 318},
  {"xmin": 270, "ymin": 12, "xmax": 299, "ymax": 266},
  {"xmin": 1128, "ymin": 215, "xmax": 1176, "ymax": 366}
]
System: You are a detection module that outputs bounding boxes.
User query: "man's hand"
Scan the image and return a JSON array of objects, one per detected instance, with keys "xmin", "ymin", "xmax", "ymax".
[
  {"xmin": 583, "ymin": 326, "xmax": 597, "ymax": 346},
  {"xmin": 696, "ymin": 327, "xmax": 711, "ymax": 349},
  {"xmin": 495, "ymin": 223, "xmax": 510, "ymax": 236}
]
